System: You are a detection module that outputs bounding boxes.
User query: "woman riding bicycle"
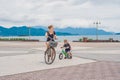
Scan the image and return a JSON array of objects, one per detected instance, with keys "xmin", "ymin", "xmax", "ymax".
[{"xmin": 45, "ymin": 25, "xmax": 57, "ymax": 51}]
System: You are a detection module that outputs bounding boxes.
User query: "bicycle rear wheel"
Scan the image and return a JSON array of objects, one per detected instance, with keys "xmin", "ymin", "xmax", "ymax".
[{"xmin": 44, "ymin": 47, "xmax": 56, "ymax": 64}]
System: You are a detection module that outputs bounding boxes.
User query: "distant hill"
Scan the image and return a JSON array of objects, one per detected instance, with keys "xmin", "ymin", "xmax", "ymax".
[
  {"xmin": 116, "ymin": 33, "xmax": 120, "ymax": 35},
  {"xmin": 34, "ymin": 26, "xmax": 113, "ymax": 35},
  {"xmin": 0, "ymin": 26, "xmax": 73, "ymax": 36},
  {"xmin": 0, "ymin": 26, "xmax": 116, "ymax": 36},
  {"xmin": 55, "ymin": 27, "xmax": 113, "ymax": 35}
]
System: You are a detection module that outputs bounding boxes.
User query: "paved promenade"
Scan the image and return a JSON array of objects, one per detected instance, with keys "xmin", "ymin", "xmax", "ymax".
[
  {"xmin": 0, "ymin": 61, "xmax": 120, "ymax": 80},
  {"xmin": 0, "ymin": 41, "xmax": 120, "ymax": 80},
  {"xmin": 0, "ymin": 53, "xmax": 95, "ymax": 76}
]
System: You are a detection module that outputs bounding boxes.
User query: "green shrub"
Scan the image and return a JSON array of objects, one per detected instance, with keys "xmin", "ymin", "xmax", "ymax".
[
  {"xmin": 0, "ymin": 38, "xmax": 28, "ymax": 41},
  {"xmin": 88, "ymin": 39, "xmax": 93, "ymax": 41},
  {"xmin": 79, "ymin": 38, "xmax": 83, "ymax": 42}
]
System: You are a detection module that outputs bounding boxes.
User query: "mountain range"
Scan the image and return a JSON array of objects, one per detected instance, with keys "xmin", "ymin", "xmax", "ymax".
[
  {"xmin": 116, "ymin": 33, "xmax": 120, "ymax": 35},
  {"xmin": 0, "ymin": 26, "xmax": 116, "ymax": 36},
  {"xmin": 0, "ymin": 26, "xmax": 72, "ymax": 36},
  {"xmin": 34, "ymin": 26, "xmax": 113, "ymax": 35}
]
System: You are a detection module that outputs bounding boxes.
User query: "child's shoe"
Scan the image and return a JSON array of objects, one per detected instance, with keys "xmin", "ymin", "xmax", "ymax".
[
  {"xmin": 70, "ymin": 56, "xmax": 72, "ymax": 59},
  {"xmin": 64, "ymin": 57, "xmax": 67, "ymax": 59}
]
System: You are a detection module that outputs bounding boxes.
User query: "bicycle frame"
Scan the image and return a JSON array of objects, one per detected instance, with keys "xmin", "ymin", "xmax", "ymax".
[{"xmin": 61, "ymin": 48, "xmax": 68, "ymax": 57}]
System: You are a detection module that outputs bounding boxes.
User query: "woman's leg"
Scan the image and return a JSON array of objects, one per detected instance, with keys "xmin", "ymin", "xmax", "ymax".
[
  {"xmin": 45, "ymin": 42, "xmax": 49, "ymax": 51},
  {"xmin": 51, "ymin": 47, "xmax": 55, "ymax": 60}
]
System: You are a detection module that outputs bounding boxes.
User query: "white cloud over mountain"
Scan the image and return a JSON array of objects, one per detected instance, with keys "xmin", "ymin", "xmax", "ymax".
[{"xmin": 0, "ymin": 0, "xmax": 120, "ymax": 32}]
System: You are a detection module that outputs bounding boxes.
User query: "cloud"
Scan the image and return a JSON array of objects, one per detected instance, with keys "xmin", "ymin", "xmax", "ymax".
[
  {"xmin": 90, "ymin": 0, "xmax": 120, "ymax": 5},
  {"xmin": 0, "ymin": 0, "xmax": 120, "ymax": 32}
]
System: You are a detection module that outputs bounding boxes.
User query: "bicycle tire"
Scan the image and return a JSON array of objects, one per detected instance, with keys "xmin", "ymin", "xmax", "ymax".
[
  {"xmin": 59, "ymin": 53, "xmax": 63, "ymax": 60},
  {"xmin": 44, "ymin": 47, "xmax": 56, "ymax": 64}
]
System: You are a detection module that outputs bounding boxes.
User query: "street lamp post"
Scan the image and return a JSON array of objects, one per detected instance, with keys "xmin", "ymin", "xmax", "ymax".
[
  {"xmin": 28, "ymin": 26, "xmax": 31, "ymax": 40},
  {"xmin": 0, "ymin": 31, "xmax": 1, "ymax": 38},
  {"xmin": 94, "ymin": 21, "xmax": 101, "ymax": 40}
]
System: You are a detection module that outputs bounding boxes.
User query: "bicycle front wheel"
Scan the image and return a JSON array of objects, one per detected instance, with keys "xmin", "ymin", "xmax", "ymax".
[
  {"xmin": 44, "ymin": 47, "xmax": 56, "ymax": 64},
  {"xmin": 59, "ymin": 53, "xmax": 63, "ymax": 60}
]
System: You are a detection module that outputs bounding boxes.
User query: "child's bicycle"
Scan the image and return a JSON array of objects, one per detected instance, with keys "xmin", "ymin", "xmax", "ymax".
[{"xmin": 59, "ymin": 47, "xmax": 72, "ymax": 60}]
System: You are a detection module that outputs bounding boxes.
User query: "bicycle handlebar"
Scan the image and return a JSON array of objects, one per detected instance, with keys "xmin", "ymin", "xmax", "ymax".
[{"xmin": 47, "ymin": 36, "xmax": 57, "ymax": 41}]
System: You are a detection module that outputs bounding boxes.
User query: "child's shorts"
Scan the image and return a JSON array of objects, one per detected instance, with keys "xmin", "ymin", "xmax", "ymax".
[{"xmin": 65, "ymin": 49, "xmax": 71, "ymax": 53}]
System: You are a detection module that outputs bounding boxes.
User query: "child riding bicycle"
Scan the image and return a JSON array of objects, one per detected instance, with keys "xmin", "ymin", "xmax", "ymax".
[{"xmin": 61, "ymin": 39, "xmax": 72, "ymax": 59}]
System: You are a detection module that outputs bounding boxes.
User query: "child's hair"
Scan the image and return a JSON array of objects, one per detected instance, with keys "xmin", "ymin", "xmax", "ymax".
[
  {"xmin": 64, "ymin": 39, "xmax": 68, "ymax": 42},
  {"xmin": 48, "ymin": 25, "xmax": 53, "ymax": 29}
]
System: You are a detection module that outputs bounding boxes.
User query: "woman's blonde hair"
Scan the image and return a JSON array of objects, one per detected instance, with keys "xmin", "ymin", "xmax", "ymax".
[{"xmin": 48, "ymin": 25, "xmax": 53, "ymax": 29}]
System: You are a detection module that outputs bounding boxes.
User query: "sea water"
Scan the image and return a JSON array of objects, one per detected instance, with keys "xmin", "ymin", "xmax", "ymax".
[{"xmin": 1, "ymin": 35, "xmax": 120, "ymax": 41}]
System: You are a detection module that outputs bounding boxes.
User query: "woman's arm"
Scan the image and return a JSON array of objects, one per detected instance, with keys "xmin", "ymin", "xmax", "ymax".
[
  {"xmin": 45, "ymin": 32, "xmax": 48, "ymax": 38},
  {"xmin": 54, "ymin": 31, "xmax": 57, "ymax": 39},
  {"xmin": 54, "ymin": 35, "xmax": 57, "ymax": 39}
]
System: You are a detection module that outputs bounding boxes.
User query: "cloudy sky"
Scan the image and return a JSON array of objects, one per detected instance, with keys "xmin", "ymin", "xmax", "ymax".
[{"xmin": 0, "ymin": 0, "xmax": 120, "ymax": 32}]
